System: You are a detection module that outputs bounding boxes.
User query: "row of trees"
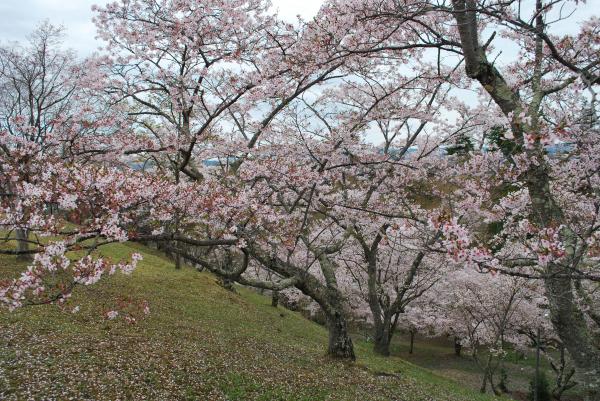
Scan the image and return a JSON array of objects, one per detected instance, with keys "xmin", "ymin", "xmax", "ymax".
[{"xmin": 0, "ymin": 1, "xmax": 598, "ymax": 399}]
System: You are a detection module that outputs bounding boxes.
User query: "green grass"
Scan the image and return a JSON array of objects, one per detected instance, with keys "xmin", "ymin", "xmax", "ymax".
[
  {"xmin": 380, "ymin": 330, "xmax": 583, "ymax": 400},
  {"xmin": 384, "ymin": 335, "xmax": 536, "ymax": 399},
  {"xmin": 1, "ymin": 242, "xmax": 511, "ymax": 400}
]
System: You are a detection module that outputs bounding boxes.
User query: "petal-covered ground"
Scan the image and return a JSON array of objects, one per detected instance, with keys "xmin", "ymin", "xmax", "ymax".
[{"xmin": 1, "ymin": 243, "xmax": 506, "ymax": 401}]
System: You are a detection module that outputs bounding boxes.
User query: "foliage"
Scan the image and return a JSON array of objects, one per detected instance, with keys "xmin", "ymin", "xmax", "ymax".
[{"xmin": 445, "ymin": 135, "xmax": 474, "ymax": 157}]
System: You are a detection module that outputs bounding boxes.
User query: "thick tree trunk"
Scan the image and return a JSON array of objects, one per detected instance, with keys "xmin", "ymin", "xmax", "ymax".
[
  {"xmin": 373, "ymin": 315, "xmax": 392, "ymax": 356},
  {"xmin": 365, "ymin": 253, "xmax": 395, "ymax": 357},
  {"xmin": 271, "ymin": 290, "xmax": 279, "ymax": 307},
  {"xmin": 545, "ymin": 275, "xmax": 600, "ymax": 401},
  {"xmin": 373, "ymin": 329, "xmax": 391, "ymax": 356},
  {"xmin": 325, "ymin": 309, "xmax": 355, "ymax": 360},
  {"xmin": 316, "ymin": 253, "xmax": 356, "ymax": 361},
  {"xmin": 15, "ymin": 229, "xmax": 32, "ymax": 262},
  {"xmin": 454, "ymin": 337, "xmax": 462, "ymax": 357},
  {"xmin": 528, "ymin": 166, "xmax": 600, "ymax": 400},
  {"xmin": 248, "ymin": 247, "xmax": 356, "ymax": 361}
]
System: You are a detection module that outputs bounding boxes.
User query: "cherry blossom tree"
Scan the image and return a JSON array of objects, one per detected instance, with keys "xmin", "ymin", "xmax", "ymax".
[
  {"xmin": 407, "ymin": 269, "xmax": 548, "ymax": 395},
  {"xmin": 0, "ymin": 22, "xmax": 87, "ymax": 259},
  {"xmin": 87, "ymin": 0, "xmax": 369, "ymax": 359},
  {"xmin": 445, "ymin": 2, "xmax": 600, "ymax": 397},
  {"xmin": 0, "ymin": 21, "xmax": 222, "ymax": 318},
  {"xmin": 320, "ymin": 0, "xmax": 600, "ymax": 395},
  {"xmin": 1, "ymin": 0, "xmax": 598, "ymax": 380}
]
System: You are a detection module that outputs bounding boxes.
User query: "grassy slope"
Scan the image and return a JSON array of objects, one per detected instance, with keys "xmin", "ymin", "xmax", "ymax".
[
  {"xmin": 0, "ymin": 242, "xmax": 510, "ymax": 401},
  {"xmin": 385, "ymin": 335, "xmax": 555, "ymax": 401}
]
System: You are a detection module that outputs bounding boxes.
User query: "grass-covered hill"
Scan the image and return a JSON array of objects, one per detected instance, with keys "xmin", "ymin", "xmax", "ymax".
[{"xmin": 0, "ymin": 242, "xmax": 509, "ymax": 401}]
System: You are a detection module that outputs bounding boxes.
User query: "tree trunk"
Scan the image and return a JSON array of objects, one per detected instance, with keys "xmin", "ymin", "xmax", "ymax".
[
  {"xmin": 409, "ymin": 330, "xmax": 415, "ymax": 354},
  {"xmin": 449, "ymin": 3, "xmax": 600, "ymax": 396},
  {"xmin": 248, "ymin": 248, "xmax": 356, "ymax": 361},
  {"xmin": 528, "ymin": 167, "xmax": 600, "ymax": 400},
  {"xmin": 545, "ymin": 275, "xmax": 600, "ymax": 401},
  {"xmin": 373, "ymin": 315, "xmax": 392, "ymax": 356},
  {"xmin": 489, "ymin": 370, "xmax": 500, "ymax": 396},
  {"xmin": 480, "ymin": 370, "xmax": 488, "ymax": 394},
  {"xmin": 15, "ymin": 229, "xmax": 32, "ymax": 262},
  {"xmin": 271, "ymin": 291, "xmax": 279, "ymax": 307},
  {"xmin": 373, "ymin": 329, "xmax": 391, "ymax": 356},
  {"xmin": 218, "ymin": 277, "xmax": 236, "ymax": 292},
  {"xmin": 479, "ymin": 352, "xmax": 495, "ymax": 394},
  {"xmin": 454, "ymin": 337, "xmax": 462, "ymax": 357},
  {"xmin": 315, "ymin": 253, "xmax": 356, "ymax": 361},
  {"xmin": 325, "ymin": 309, "xmax": 355, "ymax": 360}
]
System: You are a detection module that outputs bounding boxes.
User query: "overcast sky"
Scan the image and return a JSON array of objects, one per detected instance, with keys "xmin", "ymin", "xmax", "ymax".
[
  {"xmin": 0, "ymin": 0, "xmax": 597, "ymax": 57},
  {"xmin": 0, "ymin": 0, "xmax": 324, "ymax": 55}
]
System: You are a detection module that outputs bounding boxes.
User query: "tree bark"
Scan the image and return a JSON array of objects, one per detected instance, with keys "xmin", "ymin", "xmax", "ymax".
[
  {"xmin": 15, "ymin": 229, "xmax": 32, "ymax": 262},
  {"xmin": 409, "ymin": 330, "xmax": 415, "ymax": 354},
  {"xmin": 271, "ymin": 290, "xmax": 279, "ymax": 307},
  {"xmin": 315, "ymin": 253, "xmax": 356, "ymax": 361},
  {"xmin": 454, "ymin": 337, "xmax": 462, "ymax": 357},
  {"xmin": 373, "ymin": 322, "xmax": 392, "ymax": 356},
  {"xmin": 325, "ymin": 308, "xmax": 356, "ymax": 360},
  {"xmin": 480, "ymin": 353, "xmax": 495, "ymax": 394},
  {"xmin": 480, "ymin": 373, "xmax": 488, "ymax": 394},
  {"xmin": 544, "ymin": 275, "xmax": 600, "ymax": 401}
]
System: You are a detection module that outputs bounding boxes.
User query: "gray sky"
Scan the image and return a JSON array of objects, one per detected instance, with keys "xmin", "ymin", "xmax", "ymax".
[
  {"xmin": 0, "ymin": 0, "xmax": 597, "ymax": 58},
  {"xmin": 0, "ymin": 0, "xmax": 324, "ymax": 55}
]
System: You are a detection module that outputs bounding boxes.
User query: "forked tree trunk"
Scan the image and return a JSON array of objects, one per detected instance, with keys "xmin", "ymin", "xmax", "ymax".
[
  {"xmin": 480, "ymin": 380, "xmax": 487, "ymax": 394},
  {"xmin": 480, "ymin": 371, "xmax": 488, "ymax": 394},
  {"xmin": 479, "ymin": 354, "xmax": 494, "ymax": 394}
]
